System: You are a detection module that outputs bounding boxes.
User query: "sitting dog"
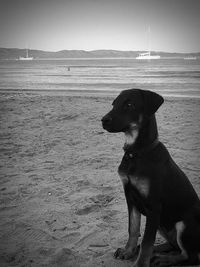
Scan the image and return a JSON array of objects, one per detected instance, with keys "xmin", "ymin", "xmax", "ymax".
[{"xmin": 101, "ymin": 89, "xmax": 200, "ymax": 267}]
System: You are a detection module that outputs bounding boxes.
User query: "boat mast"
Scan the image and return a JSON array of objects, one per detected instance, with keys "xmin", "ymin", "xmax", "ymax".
[{"xmin": 148, "ymin": 26, "xmax": 151, "ymax": 56}]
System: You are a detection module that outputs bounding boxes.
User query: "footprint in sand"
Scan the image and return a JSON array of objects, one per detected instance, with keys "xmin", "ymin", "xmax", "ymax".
[
  {"xmin": 45, "ymin": 219, "xmax": 81, "ymax": 241},
  {"xmin": 75, "ymin": 204, "xmax": 100, "ymax": 215},
  {"xmin": 75, "ymin": 194, "xmax": 115, "ymax": 216},
  {"xmin": 89, "ymin": 194, "xmax": 115, "ymax": 206},
  {"xmin": 101, "ymin": 210, "xmax": 119, "ymax": 224},
  {"xmin": 2, "ymin": 222, "xmax": 56, "ymax": 246},
  {"xmin": 50, "ymin": 248, "xmax": 86, "ymax": 267}
]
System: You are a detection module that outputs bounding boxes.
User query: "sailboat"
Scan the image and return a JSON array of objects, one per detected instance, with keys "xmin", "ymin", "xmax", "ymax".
[
  {"xmin": 136, "ymin": 51, "xmax": 160, "ymax": 60},
  {"xmin": 136, "ymin": 27, "xmax": 160, "ymax": 60},
  {"xmin": 19, "ymin": 48, "xmax": 33, "ymax": 60}
]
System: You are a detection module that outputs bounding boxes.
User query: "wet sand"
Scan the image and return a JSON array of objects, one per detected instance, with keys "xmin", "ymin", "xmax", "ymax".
[{"xmin": 0, "ymin": 91, "xmax": 200, "ymax": 266}]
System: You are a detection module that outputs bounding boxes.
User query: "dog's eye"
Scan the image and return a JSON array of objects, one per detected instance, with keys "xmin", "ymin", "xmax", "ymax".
[{"xmin": 126, "ymin": 103, "xmax": 134, "ymax": 108}]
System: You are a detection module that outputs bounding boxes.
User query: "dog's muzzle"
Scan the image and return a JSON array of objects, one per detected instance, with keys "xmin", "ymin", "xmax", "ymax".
[{"xmin": 101, "ymin": 114, "xmax": 113, "ymax": 130}]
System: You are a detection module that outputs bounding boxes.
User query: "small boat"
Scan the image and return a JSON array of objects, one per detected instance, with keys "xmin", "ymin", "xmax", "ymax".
[
  {"xmin": 136, "ymin": 51, "xmax": 160, "ymax": 60},
  {"xmin": 184, "ymin": 57, "xmax": 197, "ymax": 60},
  {"xmin": 19, "ymin": 49, "xmax": 33, "ymax": 60}
]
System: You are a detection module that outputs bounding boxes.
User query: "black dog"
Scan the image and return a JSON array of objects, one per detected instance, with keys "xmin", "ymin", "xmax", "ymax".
[{"xmin": 101, "ymin": 89, "xmax": 200, "ymax": 267}]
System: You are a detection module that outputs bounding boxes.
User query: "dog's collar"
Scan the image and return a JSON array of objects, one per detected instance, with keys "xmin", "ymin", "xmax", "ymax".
[{"xmin": 123, "ymin": 138, "xmax": 159, "ymax": 159}]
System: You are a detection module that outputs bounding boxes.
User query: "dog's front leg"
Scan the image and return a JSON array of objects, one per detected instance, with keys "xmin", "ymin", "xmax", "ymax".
[
  {"xmin": 134, "ymin": 209, "xmax": 160, "ymax": 267},
  {"xmin": 114, "ymin": 186, "xmax": 141, "ymax": 260}
]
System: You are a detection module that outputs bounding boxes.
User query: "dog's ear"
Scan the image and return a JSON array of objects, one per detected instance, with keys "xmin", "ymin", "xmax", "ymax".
[{"xmin": 141, "ymin": 90, "xmax": 164, "ymax": 116}]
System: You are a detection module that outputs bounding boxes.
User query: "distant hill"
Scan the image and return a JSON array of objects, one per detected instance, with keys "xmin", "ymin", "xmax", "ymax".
[{"xmin": 0, "ymin": 48, "xmax": 199, "ymax": 60}]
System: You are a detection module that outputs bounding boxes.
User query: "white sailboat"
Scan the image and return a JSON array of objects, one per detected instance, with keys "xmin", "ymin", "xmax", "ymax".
[
  {"xmin": 136, "ymin": 27, "xmax": 160, "ymax": 60},
  {"xmin": 19, "ymin": 48, "xmax": 33, "ymax": 60},
  {"xmin": 136, "ymin": 51, "xmax": 160, "ymax": 60}
]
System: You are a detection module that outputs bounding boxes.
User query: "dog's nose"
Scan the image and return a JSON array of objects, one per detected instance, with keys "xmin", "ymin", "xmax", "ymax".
[{"xmin": 101, "ymin": 115, "xmax": 112, "ymax": 126}]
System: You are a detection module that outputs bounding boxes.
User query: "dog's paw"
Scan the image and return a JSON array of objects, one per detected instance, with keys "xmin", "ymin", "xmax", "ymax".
[{"xmin": 114, "ymin": 246, "xmax": 138, "ymax": 260}]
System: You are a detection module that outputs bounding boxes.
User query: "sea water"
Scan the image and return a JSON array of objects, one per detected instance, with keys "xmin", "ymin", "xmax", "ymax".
[{"xmin": 0, "ymin": 58, "xmax": 200, "ymax": 98}]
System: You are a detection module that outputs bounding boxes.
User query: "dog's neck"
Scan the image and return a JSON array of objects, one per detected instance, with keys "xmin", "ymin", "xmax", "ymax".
[{"xmin": 124, "ymin": 115, "xmax": 158, "ymax": 151}]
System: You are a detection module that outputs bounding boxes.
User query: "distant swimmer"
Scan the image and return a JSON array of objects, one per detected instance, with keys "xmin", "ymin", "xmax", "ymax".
[{"xmin": 67, "ymin": 67, "xmax": 70, "ymax": 71}]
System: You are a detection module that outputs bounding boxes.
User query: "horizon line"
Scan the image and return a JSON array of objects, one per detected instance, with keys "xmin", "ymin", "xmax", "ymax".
[{"xmin": 0, "ymin": 47, "xmax": 200, "ymax": 54}]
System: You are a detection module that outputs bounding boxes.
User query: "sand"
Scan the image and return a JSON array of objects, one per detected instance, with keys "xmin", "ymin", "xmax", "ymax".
[{"xmin": 0, "ymin": 91, "xmax": 200, "ymax": 267}]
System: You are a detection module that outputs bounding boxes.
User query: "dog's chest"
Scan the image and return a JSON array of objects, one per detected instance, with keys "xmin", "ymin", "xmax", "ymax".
[{"xmin": 118, "ymin": 153, "xmax": 149, "ymax": 198}]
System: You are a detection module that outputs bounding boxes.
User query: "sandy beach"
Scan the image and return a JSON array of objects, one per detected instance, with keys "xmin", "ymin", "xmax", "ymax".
[{"xmin": 0, "ymin": 91, "xmax": 200, "ymax": 267}]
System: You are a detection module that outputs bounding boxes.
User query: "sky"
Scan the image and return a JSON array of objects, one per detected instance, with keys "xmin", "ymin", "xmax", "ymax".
[{"xmin": 0, "ymin": 0, "xmax": 200, "ymax": 52}]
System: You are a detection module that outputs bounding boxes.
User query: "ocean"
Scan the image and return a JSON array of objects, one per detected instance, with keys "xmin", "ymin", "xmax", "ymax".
[{"xmin": 0, "ymin": 58, "xmax": 200, "ymax": 98}]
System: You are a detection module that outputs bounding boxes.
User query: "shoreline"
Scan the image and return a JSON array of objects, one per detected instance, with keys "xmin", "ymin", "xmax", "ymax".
[{"xmin": 1, "ymin": 88, "xmax": 200, "ymax": 99}]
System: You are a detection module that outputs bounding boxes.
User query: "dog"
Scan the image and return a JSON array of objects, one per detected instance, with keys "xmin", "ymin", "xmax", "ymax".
[{"xmin": 101, "ymin": 89, "xmax": 200, "ymax": 267}]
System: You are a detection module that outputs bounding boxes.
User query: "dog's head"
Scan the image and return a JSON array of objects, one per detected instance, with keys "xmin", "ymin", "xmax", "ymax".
[{"xmin": 101, "ymin": 89, "xmax": 164, "ymax": 133}]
